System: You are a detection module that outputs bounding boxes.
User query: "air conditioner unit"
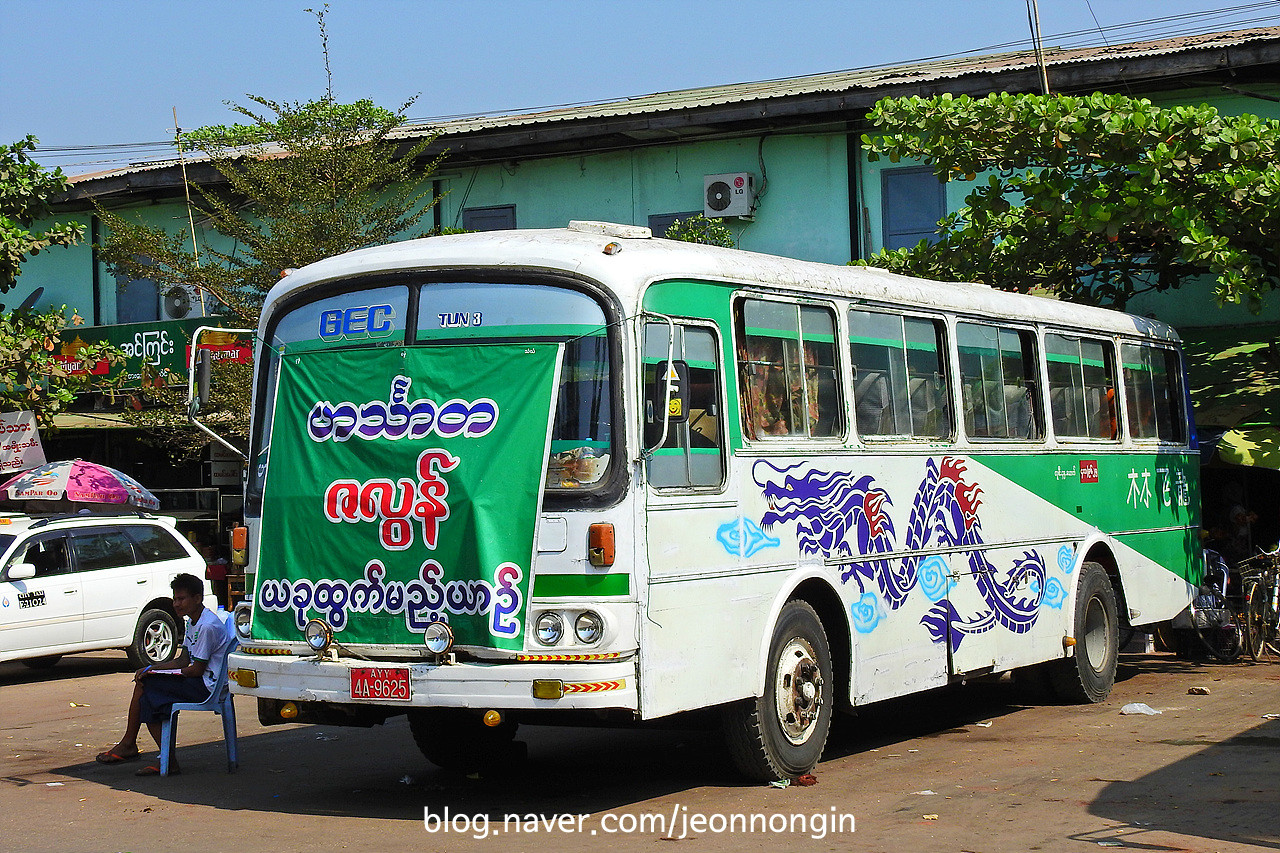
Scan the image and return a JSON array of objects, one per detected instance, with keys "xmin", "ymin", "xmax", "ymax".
[
  {"xmin": 704, "ymin": 172, "xmax": 755, "ymax": 218},
  {"xmin": 161, "ymin": 284, "xmax": 205, "ymax": 320}
]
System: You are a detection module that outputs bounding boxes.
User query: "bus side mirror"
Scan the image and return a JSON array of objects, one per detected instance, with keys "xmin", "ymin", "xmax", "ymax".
[
  {"xmin": 195, "ymin": 349, "xmax": 213, "ymax": 411},
  {"xmin": 651, "ymin": 360, "xmax": 689, "ymax": 425}
]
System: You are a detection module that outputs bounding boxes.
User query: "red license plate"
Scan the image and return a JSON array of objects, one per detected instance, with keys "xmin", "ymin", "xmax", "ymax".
[{"xmin": 350, "ymin": 667, "xmax": 411, "ymax": 701}]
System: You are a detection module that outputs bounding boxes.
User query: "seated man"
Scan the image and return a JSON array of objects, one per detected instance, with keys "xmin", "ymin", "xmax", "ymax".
[{"xmin": 95, "ymin": 572, "xmax": 232, "ymax": 776}]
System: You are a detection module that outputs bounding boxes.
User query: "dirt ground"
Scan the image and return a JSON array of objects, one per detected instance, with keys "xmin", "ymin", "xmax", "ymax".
[{"xmin": 1, "ymin": 648, "xmax": 1277, "ymax": 853}]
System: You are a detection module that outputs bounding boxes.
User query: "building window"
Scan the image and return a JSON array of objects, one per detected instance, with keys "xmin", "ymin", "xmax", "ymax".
[
  {"xmin": 881, "ymin": 166, "xmax": 946, "ymax": 251},
  {"xmin": 115, "ymin": 270, "xmax": 159, "ymax": 324},
  {"xmin": 461, "ymin": 205, "xmax": 516, "ymax": 231},
  {"xmin": 647, "ymin": 211, "xmax": 702, "ymax": 237}
]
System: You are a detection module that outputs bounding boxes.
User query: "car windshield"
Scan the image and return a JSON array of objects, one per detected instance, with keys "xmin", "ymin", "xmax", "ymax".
[{"xmin": 0, "ymin": 534, "xmax": 19, "ymax": 573}]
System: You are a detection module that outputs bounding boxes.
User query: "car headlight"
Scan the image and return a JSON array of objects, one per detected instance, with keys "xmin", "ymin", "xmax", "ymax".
[
  {"xmin": 574, "ymin": 611, "xmax": 603, "ymax": 644},
  {"xmin": 535, "ymin": 612, "xmax": 563, "ymax": 646},
  {"xmin": 423, "ymin": 621, "xmax": 454, "ymax": 655},
  {"xmin": 304, "ymin": 618, "xmax": 333, "ymax": 653}
]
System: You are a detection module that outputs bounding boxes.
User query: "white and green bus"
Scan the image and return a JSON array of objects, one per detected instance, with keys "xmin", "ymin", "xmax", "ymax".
[{"xmin": 226, "ymin": 221, "xmax": 1200, "ymax": 780}]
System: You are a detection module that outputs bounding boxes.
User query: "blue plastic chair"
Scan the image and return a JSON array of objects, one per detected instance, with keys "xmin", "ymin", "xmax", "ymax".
[{"xmin": 158, "ymin": 634, "xmax": 240, "ymax": 777}]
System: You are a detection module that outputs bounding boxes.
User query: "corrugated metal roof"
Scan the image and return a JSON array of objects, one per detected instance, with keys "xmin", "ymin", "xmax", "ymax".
[{"xmin": 67, "ymin": 25, "xmax": 1280, "ymax": 185}]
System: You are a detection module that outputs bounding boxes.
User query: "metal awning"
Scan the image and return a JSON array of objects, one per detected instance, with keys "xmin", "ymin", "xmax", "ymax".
[
  {"xmin": 1180, "ymin": 322, "xmax": 1280, "ymax": 468},
  {"xmin": 51, "ymin": 412, "xmax": 134, "ymax": 430}
]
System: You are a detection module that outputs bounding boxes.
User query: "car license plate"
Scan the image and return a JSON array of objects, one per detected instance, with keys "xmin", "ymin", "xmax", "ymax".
[{"xmin": 350, "ymin": 667, "xmax": 411, "ymax": 701}]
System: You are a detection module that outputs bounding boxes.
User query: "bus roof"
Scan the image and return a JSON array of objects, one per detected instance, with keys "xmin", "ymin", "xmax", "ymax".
[{"xmin": 262, "ymin": 223, "xmax": 1179, "ymax": 343}]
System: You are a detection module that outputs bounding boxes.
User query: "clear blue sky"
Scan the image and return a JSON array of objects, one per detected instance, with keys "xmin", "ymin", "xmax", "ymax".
[{"xmin": 4, "ymin": 0, "xmax": 1278, "ymax": 174}]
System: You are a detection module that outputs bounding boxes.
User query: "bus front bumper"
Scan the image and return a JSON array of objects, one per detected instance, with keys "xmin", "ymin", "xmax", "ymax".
[{"xmin": 228, "ymin": 650, "xmax": 638, "ymax": 712}]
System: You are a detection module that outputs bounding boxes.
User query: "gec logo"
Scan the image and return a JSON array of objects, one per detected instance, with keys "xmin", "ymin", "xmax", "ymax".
[{"xmin": 319, "ymin": 304, "xmax": 396, "ymax": 342}]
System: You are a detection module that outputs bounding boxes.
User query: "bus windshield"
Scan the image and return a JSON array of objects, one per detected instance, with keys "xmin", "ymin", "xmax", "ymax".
[{"xmin": 247, "ymin": 279, "xmax": 614, "ymax": 511}]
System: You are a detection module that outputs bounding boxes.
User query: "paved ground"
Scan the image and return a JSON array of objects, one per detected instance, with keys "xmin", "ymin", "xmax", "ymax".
[{"xmin": 1, "ymin": 648, "xmax": 1277, "ymax": 853}]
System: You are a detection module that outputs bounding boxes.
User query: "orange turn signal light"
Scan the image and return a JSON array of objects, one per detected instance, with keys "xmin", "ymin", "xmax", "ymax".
[{"xmin": 588, "ymin": 523, "xmax": 615, "ymax": 567}]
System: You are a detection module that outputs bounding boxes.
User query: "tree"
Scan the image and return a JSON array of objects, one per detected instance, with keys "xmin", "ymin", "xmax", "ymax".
[
  {"xmin": 0, "ymin": 137, "xmax": 123, "ymax": 428},
  {"xmin": 663, "ymin": 214, "xmax": 736, "ymax": 248},
  {"xmin": 860, "ymin": 92, "xmax": 1280, "ymax": 311},
  {"xmin": 0, "ymin": 306, "xmax": 123, "ymax": 430},
  {"xmin": 97, "ymin": 8, "xmax": 444, "ymax": 456},
  {"xmin": 0, "ymin": 136, "xmax": 85, "ymax": 293}
]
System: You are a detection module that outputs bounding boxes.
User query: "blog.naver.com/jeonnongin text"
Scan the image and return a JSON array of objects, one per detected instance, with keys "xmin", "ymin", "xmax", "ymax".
[{"xmin": 423, "ymin": 806, "xmax": 856, "ymax": 840}]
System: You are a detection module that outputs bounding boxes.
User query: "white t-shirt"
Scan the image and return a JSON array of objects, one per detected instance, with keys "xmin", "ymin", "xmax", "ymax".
[{"xmin": 185, "ymin": 606, "xmax": 232, "ymax": 693}]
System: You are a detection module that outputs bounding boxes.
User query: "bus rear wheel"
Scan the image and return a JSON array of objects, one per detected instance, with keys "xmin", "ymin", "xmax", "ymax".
[
  {"xmin": 408, "ymin": 709, "xmax": 520, "ymax": 773},
  {"xmin": 1048, "ymin": 563, "xmax": 1119, "ymax": 703},
  {"xmin": 723, "ymin": 600, "xmax": 833, "ymax": 781}
]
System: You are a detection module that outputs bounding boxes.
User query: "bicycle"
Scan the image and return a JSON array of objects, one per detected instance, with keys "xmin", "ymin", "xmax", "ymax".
[
  {"xmin": 1240, "ymin": 547, "xmax": 1280, "ymax": 662},
  {"xmin": 1188, "ymin": 548, "xmax": 1244, "ymax": 663}
]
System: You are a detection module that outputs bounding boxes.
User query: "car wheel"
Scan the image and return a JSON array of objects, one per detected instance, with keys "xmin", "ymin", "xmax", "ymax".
[{"xmin": 127, "ymin": 608, "xmax": 178, "ymax": 668}]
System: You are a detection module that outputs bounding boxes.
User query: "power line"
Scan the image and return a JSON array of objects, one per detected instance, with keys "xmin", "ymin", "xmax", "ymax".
[{"xmin": 29, "ymin": 4, "xmax": 1280, "ymax": 171}]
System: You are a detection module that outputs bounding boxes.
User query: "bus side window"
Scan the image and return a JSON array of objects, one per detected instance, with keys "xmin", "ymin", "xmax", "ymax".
[
  {"xmin": 1046, "ymin": 333, "xmax": 1118, "ymax": 441},
  {"xmin": 958, "ymin": 322, "xmax": 1043, "ymax": 441},
  {"xmin": 849, "ymin": 309, "xmax": 951, "ymax": 440},
  {"xmin": 1121, "ymin": 343, "xmax": 1185, "ymax": 443},
  {"xmin": 643, "ymin": 323, "xmax": 725, "ymax": 489},
  {"xmin": 736, "ymin": 299, "xmax": 842, "ymax": 440}
]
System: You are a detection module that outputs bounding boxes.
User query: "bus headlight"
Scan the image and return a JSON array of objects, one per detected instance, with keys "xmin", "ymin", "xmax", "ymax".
[
  {"xmin": 574, "ymin": 611, "xmax": 603, "ymax": 644},
  {"xmin": 304, "ymin": 619, "xmax": 333, "ymax": 654},
  {"xmin": 232, "ymin": 603, "xmax": 253, "ymax": 640},
  {"xmin": 423, "ymin": 621, "xmax": 454, "ymax": 655},
  {"xmin": 535, "ymin": 612, "xmax": 564, "ymax": 646}
]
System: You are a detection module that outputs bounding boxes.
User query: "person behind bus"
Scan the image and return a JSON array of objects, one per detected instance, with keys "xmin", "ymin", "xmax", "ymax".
[
  {"xmin": 94, "ymin": 573, "xmax": 232, "ymax": 776},
  {"xmin": 202, "ymin": 543, "xmax": 230, "ymax": 610}
]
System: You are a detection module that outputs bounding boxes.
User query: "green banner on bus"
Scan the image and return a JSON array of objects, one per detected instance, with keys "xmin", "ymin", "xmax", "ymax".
[{"xmin": 253, "ymin": 343, "xmax": 562, "ymax": 650}]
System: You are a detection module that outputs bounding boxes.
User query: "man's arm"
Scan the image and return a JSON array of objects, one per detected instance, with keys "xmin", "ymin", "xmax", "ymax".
[{"xmin": 134, "ymin": 647, "xmax": 201, "ymax": 681}]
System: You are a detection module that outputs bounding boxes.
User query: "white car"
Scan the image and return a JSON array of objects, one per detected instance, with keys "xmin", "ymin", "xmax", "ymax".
[{"xmin": 0, "ymin": 512, "xmax": 209, "ymax": 670}]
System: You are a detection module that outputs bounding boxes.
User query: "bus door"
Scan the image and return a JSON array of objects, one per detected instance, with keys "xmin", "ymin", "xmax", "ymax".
[{"xmin": 639, "ymin": 318, "xmax": 738, "ymax": 718}]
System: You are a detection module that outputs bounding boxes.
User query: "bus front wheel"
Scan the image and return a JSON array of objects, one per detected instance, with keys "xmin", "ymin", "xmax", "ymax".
[
  {"xmin": 1048, "ymin": 562, "xmax": 1119, "ymax": 703},
  {"xmin": 408, "ymin": 709, "xmax": 520, "ymax": 773},
  {"xmin": 723, "ymin": 600, "xmax": 833, "ymax": 781}
]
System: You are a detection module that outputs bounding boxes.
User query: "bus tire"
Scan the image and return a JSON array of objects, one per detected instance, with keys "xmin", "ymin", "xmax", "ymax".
[
  {"xmin": 1048, "ymin": 563, "xmax": 1118, "ymax": 703},
  {"xmin": 127, "ymin": 608, "xmax": 178, "ymax": 669},
  {"xmin": 408, "ymin": 709, "xmax": 520, "ymax": 773},
  {"xmin": 723, "ymin": 600, "xmax": 833, "ymax": 781}
]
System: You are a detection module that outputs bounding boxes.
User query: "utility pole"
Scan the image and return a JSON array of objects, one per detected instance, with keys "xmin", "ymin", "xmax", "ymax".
[{"xmin": 1028, "ymin": 0, "xmax": 1051, "ymax": 95}]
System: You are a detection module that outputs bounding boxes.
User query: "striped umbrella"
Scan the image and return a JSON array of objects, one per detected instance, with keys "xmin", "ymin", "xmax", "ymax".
[{"xmin": 0, "ymin": 459, "xmax": 160, "ymax": 511}]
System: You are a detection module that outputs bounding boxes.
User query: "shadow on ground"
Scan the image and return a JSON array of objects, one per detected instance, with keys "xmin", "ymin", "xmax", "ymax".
[{"xmin": 1082, "ymin": 716, "xmax": 1280, "ymax": 850}]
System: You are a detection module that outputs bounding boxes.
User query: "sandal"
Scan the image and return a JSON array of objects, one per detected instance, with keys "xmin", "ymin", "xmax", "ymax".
[
  {"xmin": 95, "ymin": 749, "xmax": 140, "ymax": 765},
  {"xmin": 134, "ymin": 764, "xmax": 178, "ymax": 777}
]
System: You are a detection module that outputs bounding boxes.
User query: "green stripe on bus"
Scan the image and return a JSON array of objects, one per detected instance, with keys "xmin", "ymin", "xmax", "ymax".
[
  {"xmin": 549, "ymin": 440, "xmax": 609, "ymax": 451},
  {"xmin": 415, "ymin": 324, "xmax": 606, "ymax": 339},
  {"xmin": 978, "ymin": 452, "xmax": 1202, "ymax": 583},
  {"xmin": 533, "ymin": 574, "xmax": 631, "ymax": 597}
]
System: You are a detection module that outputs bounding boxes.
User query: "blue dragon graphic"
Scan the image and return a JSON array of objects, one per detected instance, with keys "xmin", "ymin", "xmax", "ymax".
[
  {"xmin": 753, "ymin": 456, "xmax": 1048, "ymax": 651},
  {"xmin": 753, "ymin": 460, "xmax": 897, "ymax": 600}
]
